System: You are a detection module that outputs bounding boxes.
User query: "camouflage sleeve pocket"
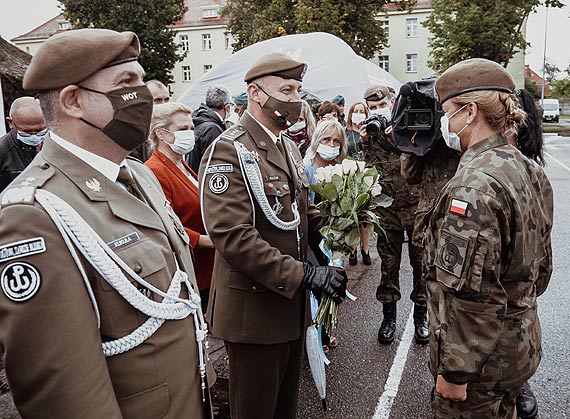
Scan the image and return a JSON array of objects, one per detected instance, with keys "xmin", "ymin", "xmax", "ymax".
[{"xmin": 435, "ymin": 230, "xmax": 475, "ymax": 291}]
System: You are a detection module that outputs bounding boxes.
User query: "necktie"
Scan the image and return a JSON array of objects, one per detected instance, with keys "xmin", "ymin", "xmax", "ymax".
[{"xmin": 117, "ymin": 166, "xmax": 145, "ymax": 202}]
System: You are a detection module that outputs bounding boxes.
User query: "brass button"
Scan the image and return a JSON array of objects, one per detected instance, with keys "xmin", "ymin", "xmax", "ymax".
[
  {"xmin": 283, "ymin": 185, "xmax": 289, "ymax": 191},
  {"xmin": 133, "ymin": 263, "xmax": 143, "ymax": 274},
  {"xmin": 40, "ymin": 163, "xmax": 50, "ymax": 170},
  {"xmin": 276, "ymin": 190, "xmax": 282, "ymax": 195},
  {"xmin": 277, "ymin": 286, "xmax": 286, "ymax": 291}
]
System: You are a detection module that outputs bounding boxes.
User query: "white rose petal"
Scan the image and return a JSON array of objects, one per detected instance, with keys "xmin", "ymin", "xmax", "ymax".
[
  {"xmin": 356, "ymin": 160, "xmax": 366, "ymax": 171},
  {"xmin": 341, "ymin": 159, "xmax": 358, "ymax": 175},
  {"xmin": 371, "ymin": 183, "xmax": 383, "ymax": 196},
  {"xmin": 330, "ymin": 164, "xmax": 344, "ymax": 178}
]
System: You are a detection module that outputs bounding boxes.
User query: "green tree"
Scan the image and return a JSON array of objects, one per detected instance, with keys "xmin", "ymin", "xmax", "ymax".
[
  {"xmin": 222, "ymin": 0, "xmax": 416, "ymax": 60},
  {"xmin": 60, "ymin": 0, "xmax": 187, "ymax": 84},
  {"xmin": 424, "ymin": 0, "xmax": 565, "ymax": 73},
  {"xmin": 543, "ymin": 62, "xmax": 560, "ymax": 82},
  {"xmin": 525, "ymin": 77, "xmax": 541, "ymax": 98},
  {"xmin": 551, "ymin": 78, "xmax": 570, "ymax": 98}
]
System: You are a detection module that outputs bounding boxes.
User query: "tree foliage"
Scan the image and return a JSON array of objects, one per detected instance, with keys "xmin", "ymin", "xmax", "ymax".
[
  {"xmin": 543, "ymin": 62, "xmax": 561, "ymax": 82},
  {"xmin": 222, "ymin": 0, "xmax": 416, "ymax": 60},
  {"xmin": 424, "ymin": 0, "xmax": 565, "ymax": 73},
  {"xmin": 525, "ymin": 77, "xmax": 541, "ymax": 99},
  {"xmin": 60, "ymin": 0, "xmax": 187, "ymax": 84},
  {"xmin": 551, "ymin": 78, "xmax": 570, "ymax": 98}
]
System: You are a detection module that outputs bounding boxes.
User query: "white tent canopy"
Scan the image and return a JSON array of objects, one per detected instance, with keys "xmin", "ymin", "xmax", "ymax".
[{"xmin": 177, "ymin": 32, "xmax": 401, "ymax": 111}]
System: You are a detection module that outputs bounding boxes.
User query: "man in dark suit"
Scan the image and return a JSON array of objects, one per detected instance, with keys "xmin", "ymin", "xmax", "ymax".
[
  {"xmin": 199, "ymin": 53, "xmax": 348, "ymax": 419},
  {"xmin": 0, "ymin": 28, "xmax": 212, "ymax": 419}
]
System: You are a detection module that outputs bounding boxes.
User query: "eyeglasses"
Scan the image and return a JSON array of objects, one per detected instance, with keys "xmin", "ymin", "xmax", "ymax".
[{"xmin": 15, "ymin": 126, "xmax": 48, "ymax": 137}]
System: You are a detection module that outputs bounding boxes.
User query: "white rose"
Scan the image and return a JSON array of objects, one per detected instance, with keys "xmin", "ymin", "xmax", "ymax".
[
  {"xmin": 315, "ymin": 165, "xmax": 333, "ymax": 182},
  {"xmin": 356, "ymin": 160, "xmax": 367, "ymax": 171},
  {"xmin": 371, "ymin": 183, "xmax": 383, "ymax": 197},
  {"xmin": 330, "ymin": 163, "xmax": 344, "ymax": 178},
  {"xmin": 341, "ymin": 159, "xmax": 358, "ymax": 175}
]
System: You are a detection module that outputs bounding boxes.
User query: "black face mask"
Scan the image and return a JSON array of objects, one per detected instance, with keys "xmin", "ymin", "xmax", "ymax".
[
  {"xmin": 78, "ymin": 84, "xmax": 153, "ymax": 151},
  {"xmin": 256, "ymin": 84, "xmax": 302, "ymax": 131}
]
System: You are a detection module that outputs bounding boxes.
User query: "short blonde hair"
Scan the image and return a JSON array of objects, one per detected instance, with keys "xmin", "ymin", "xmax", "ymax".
[
  {"xmin": 149, "ymin": 102, "xmax": 193, "ymax": 149},
  {"xmin": 304, "ymin": 120, "xmax": 348, "ymax": 166},
  {"xmin": 452, "ymin": 90, "xmax": 526, "ymax": 138}
]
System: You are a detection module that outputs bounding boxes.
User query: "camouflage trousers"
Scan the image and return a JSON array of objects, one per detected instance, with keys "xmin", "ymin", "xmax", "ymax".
[
  {"xmin": 375, "ymin": 228, "xmax": 426, "ymax": 306},
  {"xmin": 433, "ymin": 382, "xmax": 521, "ymax": 419}
]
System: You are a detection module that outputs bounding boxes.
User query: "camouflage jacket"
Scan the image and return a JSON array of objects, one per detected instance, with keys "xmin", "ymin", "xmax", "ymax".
[
  {"xmin": 400, "ymin": 141, "xmax": 461, "ymax": 245},
  {"xmin": 361, "ymin": 132, "xmax": 420, "ymax": 230},
  {"xmin": 425, "ymin": 133, "xmax": 554, "ymax": 388}
]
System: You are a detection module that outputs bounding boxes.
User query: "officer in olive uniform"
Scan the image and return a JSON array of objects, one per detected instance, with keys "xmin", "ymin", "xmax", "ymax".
[
  {"xmin": 426, "ymin": 58, "xmax": 554, "ymax": 418},
  {"xmin": 360, "ymin": 85, "xmax": 427, "ymax": 345},
  {"xmin": 0, "ymin": 29, "xmax": 212, "ymax": 419},
  {"xmin": 199, "ymin": 53, "xmax": 347, "ymax": 419}
]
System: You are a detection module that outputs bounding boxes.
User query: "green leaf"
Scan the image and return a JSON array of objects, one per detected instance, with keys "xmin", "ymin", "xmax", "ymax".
[
  {"xmin": 321, "ymin": 183, "xmax": 338, "ymax": 202},
  {"xmin": 374, "ymin": 193, "xmax": 394, "ymax": 208},
  {"xmin": 340, "ymin": 195, "xmax": 353, "ymax": 213},
  {"xmin": 331, "ymin": 173, "xmax": 343, "ymax": 192},
  {"xmin": 344, "ymin": 227, "xmax": 361, "ymax": 247},
  {"xmin": 334, "ymin": 217, "xmax": 354, "ymax": 230},
  {"xmin": 354, "ymin": 193, "xmax": 370, "ymax": 211}
]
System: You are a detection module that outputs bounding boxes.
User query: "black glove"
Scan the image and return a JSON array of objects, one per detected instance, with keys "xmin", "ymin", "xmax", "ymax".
[{"xmin": 302, "ymin": 264, "xmax": 347, "ymax": 303}]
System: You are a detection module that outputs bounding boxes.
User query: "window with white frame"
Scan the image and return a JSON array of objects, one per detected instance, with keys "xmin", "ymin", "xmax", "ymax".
[
  {"xmin": 179, "ymin": 34, "xmax": 189, "ymax": 53},
  {"xmin": 380, "ymin": 20, "xmax": 389, "ymax": 39},
  {"xmin": 58, "ymin": 21, "xmax": 71, "ymax": 30},
  {"xmin": 202, "ymin": 33, "xmax": 212, "ymax": 50},
  {"xmin": 406, "ymin": 18, "xmax": 418, "ymax": 37},
  {"xmin": 202, "ymin": 8, "xmax": 219, "ymax": 18},
  {"xmin": 406, "ymin": 54, "xmax": 418, "ymax": 72},
  {"xmin": 225, "ymin": 33, "xmax": 234, "ymax": 50},
  {"xmin": 378, "ymin": 55, "xmax": 390, "ymax": 72},
  {"xmin": 182, "ymin": 66, "xmax": 192, "ymax": 82},
  {"xmin": 203, "ymin": 65, "xmax": 212, "ymax": 73}
]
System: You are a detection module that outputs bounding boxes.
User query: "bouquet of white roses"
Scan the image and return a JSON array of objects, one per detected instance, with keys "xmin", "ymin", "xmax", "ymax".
[{"xmin": 310, "ymin": 159, "xmax": 392, "ymax": 334}]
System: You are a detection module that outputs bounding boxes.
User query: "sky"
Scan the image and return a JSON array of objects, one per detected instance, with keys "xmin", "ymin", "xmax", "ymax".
[{"xmin": 0, "ymin": 0, "xmax": 569, "ymax": 78}]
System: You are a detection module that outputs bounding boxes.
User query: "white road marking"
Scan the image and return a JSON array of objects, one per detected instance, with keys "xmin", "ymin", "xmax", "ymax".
[
  {"xmin": 372, "ymin": 309, "xmax": 415, "ymax": 419},
  {"xmin": 545, "ymin": 151, "xmax": 570, "ymax": 173}
]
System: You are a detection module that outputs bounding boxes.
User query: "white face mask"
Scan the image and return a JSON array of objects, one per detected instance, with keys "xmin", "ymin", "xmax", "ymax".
[
  {"xmin": 165, "ymin": 129, "xmax": 195, "ymax": 155},
  {"xmin": 440, "ymin": 104, "xmax": 468, "ymax": 152},
  {"xmin": 288, "ymin": 120, "xmax": 306, "ymax": 133},
  {"xmin": 351, "ymin": 113, "xmax": 366, "ymax": 125},
  {"xmin": 226, "ymin": 111, "xmax": 240, "ymax": 125},
  {"xmin": 370, "ymin": 107, "xmax": 392, "ymax": 122},
  {"xmin": 316, "ymin": 143, "xmax": 340, "ymax": 161}
]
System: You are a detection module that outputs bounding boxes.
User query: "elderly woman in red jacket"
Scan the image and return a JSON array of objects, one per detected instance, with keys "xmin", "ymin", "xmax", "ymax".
[{"xmin": 145, "ymin": 102, "xmax": 215, "ymax": 313}]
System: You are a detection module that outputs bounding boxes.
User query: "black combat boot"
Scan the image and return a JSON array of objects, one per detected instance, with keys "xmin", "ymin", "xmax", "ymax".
[
  {"xmin": 516, "ymin": 381, "xmax": 538, "ymax": 419},
  {"xmin": 378, "ymin": 302, "xmax": 397, "ymax": 344},
  {"xmin": 413, "ymin": 305, "xmax": 429, "ymax": 345}
]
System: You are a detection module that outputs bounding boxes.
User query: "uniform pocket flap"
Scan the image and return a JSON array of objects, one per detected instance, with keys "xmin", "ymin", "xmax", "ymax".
[
  {"xmin": 118, "ymin": 383, "xmax": 170, "ymax": 419},
  {"xmin": 228, "ymin": 270, "xmax": 268, "ymax": 293}
]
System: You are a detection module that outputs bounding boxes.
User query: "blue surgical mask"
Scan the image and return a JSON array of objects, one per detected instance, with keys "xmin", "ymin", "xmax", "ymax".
[
  {"xmin": 17, "ymin": 129, "xmax": 47, "ymax": 146},
  {"xmin": 317, "ymin": 143, "xmax": 340, "ymax": 161}
]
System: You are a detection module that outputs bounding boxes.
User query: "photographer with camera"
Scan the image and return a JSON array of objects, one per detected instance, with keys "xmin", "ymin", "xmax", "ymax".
[{"xmin": 359, "ymin": 85, "xmax": 427, "ymax": 346}]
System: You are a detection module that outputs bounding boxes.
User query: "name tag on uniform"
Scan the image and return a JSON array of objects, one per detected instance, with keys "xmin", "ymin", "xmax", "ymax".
[
  {"xmin": 107, "ymin": 232, "xmax": 140, "ymax": 251},
  {"xmin": 0, "ymin": 237, "xmax": 46, "ymax": 263},
  {"xmin": 206, "ymin": 164, "xmax": 233, "ymax": 174},
  {"xmin": 266, "ymin": 175, "xmax": 281, "ymax": 181}
]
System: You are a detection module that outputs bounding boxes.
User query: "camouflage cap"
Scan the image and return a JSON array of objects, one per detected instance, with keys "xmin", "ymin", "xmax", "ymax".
[
  {"xmin": 363, "ymin": 85, "xmax": 390, "ymax": 102},
  {"xmin": 244, "ymin": 53, "xmax": 307, "ymax": 84},
  {"xmin": 23, "ymin": 28, "xmax": 140, "ymax": 91},
  {"xmin": 435, "ymin": 58, "xmax": 515, "ymax": 105}
]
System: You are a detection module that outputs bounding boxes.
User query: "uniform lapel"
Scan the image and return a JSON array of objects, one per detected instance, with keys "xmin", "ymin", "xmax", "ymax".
[
  {"xmin": 41, "ymin": 137, "xmax": 166, "ymax": 233},
  {"xmin": 241, "ymin": 113, "xmax": 290, "ymax": 175}
]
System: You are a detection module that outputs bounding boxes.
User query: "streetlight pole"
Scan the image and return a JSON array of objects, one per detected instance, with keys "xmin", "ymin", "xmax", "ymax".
[{"xmin": 540, "ymin": 4, "xmax": 549, "ymax": 107}]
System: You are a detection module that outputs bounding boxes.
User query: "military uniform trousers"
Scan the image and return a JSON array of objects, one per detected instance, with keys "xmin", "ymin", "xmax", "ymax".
[{"xmin": 375, "ymin": 228, "xmax": 425, "ymax": 306}]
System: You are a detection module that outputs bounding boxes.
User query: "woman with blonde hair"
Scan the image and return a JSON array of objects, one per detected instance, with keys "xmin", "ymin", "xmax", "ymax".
[
  {"xmin": 145, "ymin": 102, "xmax": 215, "ymax": 312},
  {"xmin": 426, "ymin": 58, "xmax": 553, "ymax": 419}
]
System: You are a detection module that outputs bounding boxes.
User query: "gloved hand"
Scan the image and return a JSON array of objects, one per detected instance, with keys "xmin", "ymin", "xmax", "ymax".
[{"xmin": 302, "ymin": 264, "xmax": 348, "ymax": 303}]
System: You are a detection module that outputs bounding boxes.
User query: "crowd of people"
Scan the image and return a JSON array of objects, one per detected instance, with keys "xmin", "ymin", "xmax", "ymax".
[{"xmin": 0, "ymin": 27, "xmax": 553, "ymax": 419}]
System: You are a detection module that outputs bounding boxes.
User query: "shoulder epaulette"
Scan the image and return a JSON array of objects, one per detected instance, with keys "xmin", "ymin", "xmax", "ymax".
[
  {"xmin": 221, "ymin": 125, "xmax": 246, "ymax": 141},
  {"xmin": 1, "ymin": 186, "xmax": 37, "ymax": 207}
]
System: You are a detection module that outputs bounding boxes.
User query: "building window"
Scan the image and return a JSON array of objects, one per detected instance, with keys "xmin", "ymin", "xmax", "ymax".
[
  {"xmin": 406, "ymin": 54, "xmax": 418, "ymax": 72},
  {"xmin": 204, "ymin": 65, "xmax": 212, "ymax": 73},
  {"xmin": 182, "ymin": 66, "xmax": 192, "ymax": 82},
  {"xmin": 380, "ymin": 20, "xmax": 389, "ymax": 39},
  {"xmin": 179, "ymin": 34, "xmax": 189, "ymax": 53},
  {"xmin": 378, "ymin": 55, "xmax": 389, "ymax": 72},
  {"xmin": 202, "ymin": 8, "xmax": 219, "ymax": 18},
  {"xmin": 406, "ymin": 18, "xmax": 418, "ymax": 37},
  {"xmin": 202, "ymin": 33, "xmax": 212, "ymax": 50},
  {"xmin": 225, "ymin": 33, "xmax": 234, "ymax": 50},
  {"xmin": 58, "ymin": 21, "xmax": 71, "ymax": 30}
]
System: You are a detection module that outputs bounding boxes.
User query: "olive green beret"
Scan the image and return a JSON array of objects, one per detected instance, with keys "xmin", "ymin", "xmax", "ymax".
[
  {"xmin": 363, "ymin": 85, "xmax": 390, "ymax": 102},
  {"xmin": 233, "ymin": 92, "xmax": 248, "ymax": 105},
  {"xmin": 331, "ymin": 95, "xmax": 345, "ymax": 105},
  {"xmin": 244, "ymin": 53, "xmax": 307, "ymax": 84},
  {"xmin": 435, "ymin": 58, "xmax": 515, "ymax": 105},
  {"xmin": 23, "ymin": 28, "xmax": 140, "ymax": 91}
]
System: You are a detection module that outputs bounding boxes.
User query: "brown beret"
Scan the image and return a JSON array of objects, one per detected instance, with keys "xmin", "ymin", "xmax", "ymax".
[
  {"xmin": 363, "ymin": 85, "xmax": 390, "ymax": 102},
  {"xmin": 435, "ymin": 58, "xmax": 515, "ymax": 105},
  {"xmin": 244, "ymin": 53, "xmax": 307, "ymax": 84},
  {"xmin": 23, "ymin": 28, "xmax": 140, "ymax": 91}
]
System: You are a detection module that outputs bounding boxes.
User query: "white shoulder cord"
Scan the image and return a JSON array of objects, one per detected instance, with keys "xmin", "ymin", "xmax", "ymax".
[
  {"xmin": 35, "ymin": 189, "xmax": 209, "ymax": 400},
  {"xmin": 234, "ymin": 141, "xmax": 301, "ymax": 231}
]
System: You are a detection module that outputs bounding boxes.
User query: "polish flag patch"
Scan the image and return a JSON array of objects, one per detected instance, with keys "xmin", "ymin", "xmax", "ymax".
[{"xmin": 450, "ymin": 199, "xmax": 468, "ymax": 216}]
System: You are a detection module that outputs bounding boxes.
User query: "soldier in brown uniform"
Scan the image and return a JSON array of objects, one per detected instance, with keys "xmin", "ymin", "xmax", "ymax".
[
  {"xmin": 199, "ymin": 53, "xmax": 347, "ymax": 419},
  {"xmin": 426, "ymin": 58, "xmax": 554, "ymax": 419},
  {"xmin": 360, "ymin": 85, "xmax": 428, "ymax": 345},
  {"xmin": 0, "ymin": 29, "xmax": 212, "ymax": 419}
]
